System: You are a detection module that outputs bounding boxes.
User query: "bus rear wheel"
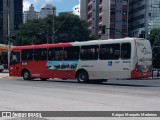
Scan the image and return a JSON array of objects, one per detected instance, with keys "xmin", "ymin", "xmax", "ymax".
[
  {"xmin": 22, "ymin": 70, "xmax": 31, "ymax": 80},
  {"xmin": 77, "ymin": 70, "xmax": 89, "ymax": 83}
]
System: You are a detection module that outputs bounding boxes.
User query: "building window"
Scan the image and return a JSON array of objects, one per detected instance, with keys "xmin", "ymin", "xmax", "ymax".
[
  {"xmin": 110, "ymin": 18, "xmax": 115, "ymax": 23},
  {"xmin": 122, "ymin": 11, "xmax": 127, "ymax": 15},
  {"xmin": 111, "ymin": 0, "xmax": 116, "ymax": 5},
  {"xmin": 122, "ymin": 19, "xmax": 127, "ymax": 25},
  {"xmin": 123, "ymin": 0, "xmax": 128, "ymax": 5}
]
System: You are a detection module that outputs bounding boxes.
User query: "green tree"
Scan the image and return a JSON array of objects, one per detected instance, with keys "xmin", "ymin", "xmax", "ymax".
[
  {"xmin": 147, "ymin": 28, "xmax": 160, "ymax": 47},
  {"xmin": 16, "ymin": 13, "xmax": 89, "ymax": 45},
  {"xmin": 53, "ymin": 13, "xmax": 89, "ymax": 43},
  {"xmin": 16, "ymin": 19, "xmax": 51, "ymax": 45}
]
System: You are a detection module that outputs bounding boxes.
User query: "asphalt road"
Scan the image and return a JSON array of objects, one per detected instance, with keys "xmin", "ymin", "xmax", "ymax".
[{"xmin": 0, "ymin": 73, "xmax": 160, "ymax": 120}]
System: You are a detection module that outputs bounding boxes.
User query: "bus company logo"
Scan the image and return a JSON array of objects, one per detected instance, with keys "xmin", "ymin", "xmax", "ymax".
[
  {"xmin": 2, "ymin": 112, "xmax": 11, "ymax": 117},
  {"xmin": 141, "ymin": 47, "xmax": 151, "ymax": 55},
  {"xmin": 108, "ymin": 61, "xmax": 112, "ymax": 66}
]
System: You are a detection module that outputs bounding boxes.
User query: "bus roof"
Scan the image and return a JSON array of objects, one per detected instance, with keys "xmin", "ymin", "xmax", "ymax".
[
  {"xmin": 12, "ymin": 37, "xmax": 146, "ymax": 50},
  {"xmin": 12, "ymin": 43, "xmax": 72, "ymax": 50}
]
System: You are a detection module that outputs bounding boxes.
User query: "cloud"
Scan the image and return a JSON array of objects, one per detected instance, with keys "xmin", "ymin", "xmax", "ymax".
[
  {"xmin": 23, "ymin": 1, "xmax": 31, "ymax": 11},
  {"xmin": 73, "ymin": 0, "xmax": 80, "ymax": 16}
]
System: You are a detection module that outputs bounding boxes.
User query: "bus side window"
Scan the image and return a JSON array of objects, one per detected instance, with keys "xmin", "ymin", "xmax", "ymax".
[
  {"xmin": 64, "ymin": 46, "xmax": 80, "ymax": 60},
  {"xmin": 48, "ymin": 48, "xmax": 63, "ymax": 61},
  {"xmin": 34, "ymin": 48, "xmax": 47, "ymax": 61},
  {"xmin": 121, "ymin": 43, "xmax": 131, "ymax": 59},
  {"xmin": 80, "ymin": 45, "xmax": 99, "ymax": 60},
  {"xmin": 100, "ymin": 44, "xmax": 120, "ymax": 60},
  {"xmin": 22, "ymin": 49, "xmax": 33, "ymax": 61}
]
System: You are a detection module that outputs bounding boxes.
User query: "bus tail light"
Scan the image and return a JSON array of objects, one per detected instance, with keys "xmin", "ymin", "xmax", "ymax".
[{"xmin": 131, "ymin": 63, "xmax": 138, "ymax": 78}]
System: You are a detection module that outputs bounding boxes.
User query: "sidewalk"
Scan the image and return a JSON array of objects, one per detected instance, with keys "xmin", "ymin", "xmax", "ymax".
[{"xmin": 0, "ymin": 69, "xmax": 9, "ymax": 78}]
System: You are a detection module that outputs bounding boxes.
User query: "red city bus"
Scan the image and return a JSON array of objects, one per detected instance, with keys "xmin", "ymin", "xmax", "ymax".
[{"xmin": 9, "ymin": 38, "xmax": 152, "ymax": 83}]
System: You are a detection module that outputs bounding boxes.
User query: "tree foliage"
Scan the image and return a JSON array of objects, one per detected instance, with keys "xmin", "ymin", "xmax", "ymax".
[
  {"xmin": 147, "ymin": 28, "xmax": 160, "ymax": 47},
  {"xmin": 16, "ymin": 13, "xmax": 89, "ymax": 45},
  {"xmin": 148, "ymin": 28, "xmax": 160, "ymax": 68}
]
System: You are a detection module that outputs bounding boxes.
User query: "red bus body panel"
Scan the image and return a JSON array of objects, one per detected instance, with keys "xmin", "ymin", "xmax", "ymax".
[{"xmin": 9, "ymin": 43, "xmax": 77, "ymax": 79}]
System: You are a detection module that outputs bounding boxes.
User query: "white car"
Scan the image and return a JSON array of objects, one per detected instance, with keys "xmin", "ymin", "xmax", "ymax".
[{"xmin": 0, "ymin": 65, "xmax": 4, "ymax": 72}]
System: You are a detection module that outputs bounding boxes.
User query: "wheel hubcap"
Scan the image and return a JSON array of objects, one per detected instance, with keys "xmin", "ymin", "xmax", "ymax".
[
  {"xmin": 79, "ymin": 73, "xmax": 85, "ymax": 82},
  {"xmin": 24, "ymin": 72, "xmax": 28, "ymax": 79}
]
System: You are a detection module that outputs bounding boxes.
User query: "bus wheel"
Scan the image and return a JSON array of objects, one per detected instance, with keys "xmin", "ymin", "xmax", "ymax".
[
  {"xmin": 22, "ymin": 70, "xmax": 31, "ymax": 80},
  {"xmin": 77, "ymin": 70, "xmax": 89, "ymax": 83}
]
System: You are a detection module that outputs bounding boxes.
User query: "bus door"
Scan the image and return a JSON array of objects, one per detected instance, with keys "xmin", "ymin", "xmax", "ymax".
[
  {"xmin": 136, "ymin": 40, "xmax": 152, "ymax": 74},
  {"xmin": 10, "ymin": 50, "xmax": 21, "ymax": 76}
]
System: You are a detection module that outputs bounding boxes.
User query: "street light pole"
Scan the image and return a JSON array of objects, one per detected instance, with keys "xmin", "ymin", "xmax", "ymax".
[
  {"xmin": 7, "ymin": 0, "xmax": 11, "ymax": 69},
  {"xmin": 52, "ymin": 7, "xmax": 55, "ymax": 43}
]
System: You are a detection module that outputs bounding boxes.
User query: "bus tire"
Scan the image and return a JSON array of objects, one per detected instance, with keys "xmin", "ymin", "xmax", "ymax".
[
  {"xmin": 22, "ymin": 70, "xmax": 31, "ymax": 80},
  {"xmin": 77, "ymin": 70, "xmax": 89, "ymax": 83}
]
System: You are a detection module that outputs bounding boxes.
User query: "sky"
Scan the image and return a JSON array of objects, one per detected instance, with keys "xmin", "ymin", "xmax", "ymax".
[{"xmin": 23, "ymin": 0, "xmax": 80, "ymax": 15}]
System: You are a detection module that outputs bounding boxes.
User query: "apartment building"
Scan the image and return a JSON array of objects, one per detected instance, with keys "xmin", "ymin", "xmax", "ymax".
[
  {"xmin": 128, "ymin": 0, "xmax": 160, "ymax": 38},
  {"xmin": 23, "ymin": 4, "xmax": 39, "ymax": 23},
  {"xmin": 80, "ymin": 0, "xmax": 128, "ymax": 39},
  {"xmin": 39, "ymin": 4, "xmax": 56, "ymax": 19}
]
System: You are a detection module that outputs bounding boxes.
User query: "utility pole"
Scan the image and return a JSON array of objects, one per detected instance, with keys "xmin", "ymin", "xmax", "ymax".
[
  {"xmin": 7, "ymin": 0, "xmax": 11, "ymax": 69},
  {"xmin": 52, "ymin": 7, "xmax": 55, "ymax": 43}
]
